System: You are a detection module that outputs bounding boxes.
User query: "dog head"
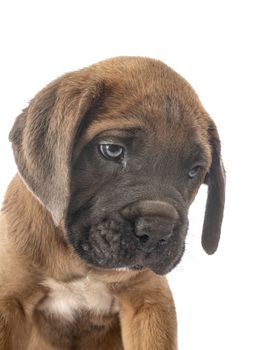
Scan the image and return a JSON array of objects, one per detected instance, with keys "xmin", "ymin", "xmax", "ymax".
[{"xmin": 9, "ymin": 57, "xmax": 225, "ymax": 275}]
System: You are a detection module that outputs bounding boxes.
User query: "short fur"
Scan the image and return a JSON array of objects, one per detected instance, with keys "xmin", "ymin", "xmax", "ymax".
[{"xmin": 0, "ymin": 57, "xmax": 225, "ymax": 349}]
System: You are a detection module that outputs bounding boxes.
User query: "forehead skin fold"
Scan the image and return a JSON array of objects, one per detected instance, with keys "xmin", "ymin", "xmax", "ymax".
[{"xmin": 72, "ymin": 57, "xmax": 211, "ymax": 162}]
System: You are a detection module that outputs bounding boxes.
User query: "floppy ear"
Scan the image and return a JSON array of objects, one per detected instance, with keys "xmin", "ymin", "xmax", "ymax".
[
  {"xmin": 201, "ymin": 120, "xmax": 225, "ymax": 254},
  {"xmin": 9, "ymin": 71, "xmax": 104, "ymax": 225}
]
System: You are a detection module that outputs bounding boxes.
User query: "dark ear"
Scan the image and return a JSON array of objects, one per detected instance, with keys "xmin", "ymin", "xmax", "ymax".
[
  {"xmin": 201, "ymin": 120, "xmax": 225, "ymax": 254},
  {"xmin": 9, "ymin": 71, "xmax": 104, "ymax": 225}
]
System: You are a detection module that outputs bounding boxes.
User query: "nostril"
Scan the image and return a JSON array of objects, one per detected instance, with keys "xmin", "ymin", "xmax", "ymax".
[
  {"xmin": 139, "ymin": 234, "xmax": 149, "ymax": 244},
  {"xmin": 158, "ymin": 233, "xmax": 172, "ymax": 245},
  {"xmin": 159, "ymin": 238, "xmax": 168, "ymax": 245},
  {"xmin": 135, "ymin": 232, "xmax": 150, "ymax": 244}
]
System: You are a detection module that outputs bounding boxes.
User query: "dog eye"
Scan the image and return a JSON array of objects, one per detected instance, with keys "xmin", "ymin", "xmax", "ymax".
[
  {"xmin": 99, "ymin": 144, "xmax": 124, "ymax": 161},
  {"xmin": 188, "ymin": 166, "xmax": 201, "ymax": 179}
]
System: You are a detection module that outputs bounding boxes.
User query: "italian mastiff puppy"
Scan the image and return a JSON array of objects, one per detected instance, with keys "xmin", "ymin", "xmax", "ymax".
[{"xmin": 0, "ymin": 57, "xmax": 225, "ymax": 349}]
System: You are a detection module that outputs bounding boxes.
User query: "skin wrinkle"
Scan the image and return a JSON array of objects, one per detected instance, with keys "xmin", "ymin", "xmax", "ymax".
[
  {"xmin": 74, "ymin": 119, "xmax": 144, "ymax": 162},
  {"xmin": 66, "ymin": 112, "xmax": 202, "ymax": 275}
]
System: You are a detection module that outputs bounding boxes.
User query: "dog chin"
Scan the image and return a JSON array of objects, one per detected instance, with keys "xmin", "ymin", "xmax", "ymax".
[
  {"xmin": 114, "ymin": 261, "xmax": 181, "ymax": 276},
  {"xmin": 114, "ymin": 250, "xmax": 185, "ymax": 276},
  {"xmin": 80, "ymin": 242, "xmax": 184, "ymax": 275},
  {"xmin": 75, "ymin": 244, "xmax": 181, "ymax": 275}
]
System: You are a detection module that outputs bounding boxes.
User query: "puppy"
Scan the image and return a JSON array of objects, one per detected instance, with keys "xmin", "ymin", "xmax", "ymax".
[{"xmin": 0, "ymin": 57, "xmax": 225, "ymax": 349}]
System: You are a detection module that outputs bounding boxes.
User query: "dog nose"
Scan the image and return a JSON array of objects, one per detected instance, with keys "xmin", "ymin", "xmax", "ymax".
[
  {"xmin": 121, "ymin": 200, "xmax": 179, "ymax": 251},
  {"xmin": 134, "ymin": 216, "xmax": 175, "ymax": 250}
]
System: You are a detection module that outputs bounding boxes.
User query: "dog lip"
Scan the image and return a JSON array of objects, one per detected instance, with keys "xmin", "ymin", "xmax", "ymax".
[{"xmin": 131, "ymin": 264, "xmax": 145, "ymax": 271}]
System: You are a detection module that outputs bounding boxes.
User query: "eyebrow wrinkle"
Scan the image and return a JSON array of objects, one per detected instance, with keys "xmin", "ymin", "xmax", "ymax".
[
  {"xmin": 86, "ymin": 118, "xmax": 144, "ymax": 141},
  {"xmin": 188, "ymin": 143, "xmax": 211, "ymax": 166},
  {"xmin": 73, "ymin": 118, "xmax": 143, "ymax": 161}
]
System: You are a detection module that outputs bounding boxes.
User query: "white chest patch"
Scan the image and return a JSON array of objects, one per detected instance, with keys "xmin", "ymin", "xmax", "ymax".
[{"xmin": 37, "ymin": 276, "xmax": 118, "ymax": 322}]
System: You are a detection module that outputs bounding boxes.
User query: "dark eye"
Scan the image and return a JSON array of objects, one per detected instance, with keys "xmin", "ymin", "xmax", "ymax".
[
  {"xmin": 99, "ymin": 144, "xmax": 124, "ymax": 161},
  {"xmin": 188, "ymin": 166, "xmax": 201, "ymax": 179}
]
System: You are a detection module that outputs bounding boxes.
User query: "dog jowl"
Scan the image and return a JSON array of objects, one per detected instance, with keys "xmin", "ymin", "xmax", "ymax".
[{"xmin": 10, "ymin": 57, "xmax": 225, "ymax": 276}]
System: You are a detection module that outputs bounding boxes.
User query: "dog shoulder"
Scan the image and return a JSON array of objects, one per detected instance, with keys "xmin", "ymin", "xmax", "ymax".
[{"xmin": 0, "ymin": 213, "xmax": 32, "ymax": 293}]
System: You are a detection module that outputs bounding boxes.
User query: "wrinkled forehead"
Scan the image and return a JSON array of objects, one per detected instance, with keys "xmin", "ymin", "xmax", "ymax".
[
  {"xmin": 75, "ymin": 84, "xmax": 211, "ymax": 165},
  {"xmin": 73, "ymin": 59, "xmax": 212, "ymax": 161}
]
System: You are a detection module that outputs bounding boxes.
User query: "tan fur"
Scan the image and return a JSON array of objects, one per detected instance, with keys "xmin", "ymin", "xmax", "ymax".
[
  {"xmin": 0, "ymin": 176, "xmax": 177, "ymax": 349},
  {"xmin": 0, "ymin": 57, "xmax": 225, "ymax": 349}
]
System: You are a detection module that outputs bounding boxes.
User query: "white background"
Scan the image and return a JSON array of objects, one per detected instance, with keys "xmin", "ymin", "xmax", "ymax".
[{"xmin": 0, "ymin": 1, "xmax": 264, "ymax": 349}]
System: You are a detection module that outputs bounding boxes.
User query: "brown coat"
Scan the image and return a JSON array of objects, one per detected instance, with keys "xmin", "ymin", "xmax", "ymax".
[{"xmin": 0, "ymin": 57, "xmax": 225, "ymax": 349}]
